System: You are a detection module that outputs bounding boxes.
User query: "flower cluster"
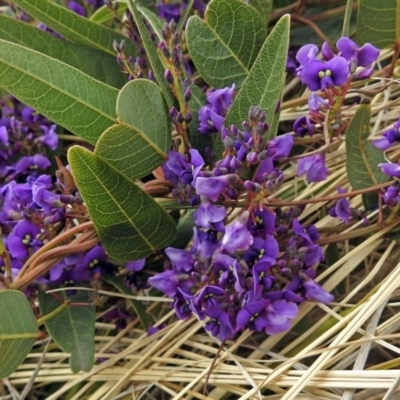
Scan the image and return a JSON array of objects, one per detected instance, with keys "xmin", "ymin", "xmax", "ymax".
[
  {"xmin": 152, "ymin": 101, "xmax": 333, "ymax": 340},
  {"xmin": 296, "ymin": 37, "xmax": 379, "ymax": 92}
]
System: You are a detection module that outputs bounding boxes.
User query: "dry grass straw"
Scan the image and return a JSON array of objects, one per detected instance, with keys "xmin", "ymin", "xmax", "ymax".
[{"xmin": 4, "ymin": 55, "xmax": 400, "ymax": 400}]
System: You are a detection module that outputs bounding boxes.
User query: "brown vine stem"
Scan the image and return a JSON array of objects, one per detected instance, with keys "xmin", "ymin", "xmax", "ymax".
[
  {"xmin": 11, "ymin": 234, "xmax": 99, "ymax": 291},
  {"xmin": 15, "ymin": 221, "xmax": 95, "ymax": 280},
  {"xmin": 266, "ymin": 181, "xmax": 394, "ymax": 206}
]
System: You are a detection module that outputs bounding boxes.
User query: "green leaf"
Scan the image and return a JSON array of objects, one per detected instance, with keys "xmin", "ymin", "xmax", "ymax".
[
  {"xmin": 186, "ymin": 0, "xmax": 266, "ymax": 88},
  {"xmin": 90, "ymin": 3, "xmax": 128, "ymax": 24},
  {"xmin": 137, "ymin": 5, "xmax": 165, "ymax": 41},
  {"xmin": 249, "ymin": 0, "xmax": 272, "ymax": 23},
  {"xmin": 126, "ymin": 0, "xmax": 175, "ymax": 108},
  {"xmin": 225, "ymin": 14, "xmax": 290, "ymax": 137},
  {"xmin": 38, "ymin": 291, "xmax": 95, "ymax": 373},
  {"xmin": 0, "ymin": 290, "xmax": 39, "ymax": 379},
  {"xmin": 345, "ymin": 103, "xmax": 389, "ymax": 209},
  {"xmin": 0, "ymin": 15, "xmax": 126, "ymax": 88},
  {"xmin": 68, "ymin": 146, "xmax": 177, "ymax": 261},
  {"xmin": 103, "ymin": 275, "xmax": 151, "ymax": 329},
  {"xmin": 357, "ymin": 0, "xmax": 400, "ymax": 48},
  {"xmin": 95, "ymin": 79, "xmax": 170, "ymax": 181},
  {"xmin": 0, "ymin": 39, "xmax": 118, "ymax": 145},
  {"xmin": 11, "ymin": 0, "xmax": 136, "ymax": 57}
]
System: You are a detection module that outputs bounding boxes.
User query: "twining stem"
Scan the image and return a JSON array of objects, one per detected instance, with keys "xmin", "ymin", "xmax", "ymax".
[{"xmin": 16, "ymin": 221, "xmax": 95, "ymax": 280}]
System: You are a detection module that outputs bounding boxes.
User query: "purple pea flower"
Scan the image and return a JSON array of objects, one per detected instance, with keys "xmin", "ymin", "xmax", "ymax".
[
  {"xmin": 157, "ymin": 3, "xmax": 181, "ymax": 22},
  {"xmin": 204, "ymin": 307, "xmax": 235, "ymax": 341},
  {"xmin": 198, "ymin": 107, "xmax": 225, "ymax": 134},
  {"xmin": 264, "ymin": 299, "xmax": 298, "ymax": 335},
  {"xmin": 14, "ymin": 155, "xmax": 51, "ymax": 175},
  {"xmin": 308, "ymin": 92, "xmax": 329, "ymax": 111},
  {"xmin": 300, "ymin": 57, "xmax": 349, "ymax": 91},
  {"xmin": 297, "ymin": 154, "xmax": 329, "ymax": 182},
  {"xmin": 378, "ymin": 162, "xmax": 400, "ymax": 178},
  {"xmin": 328, "ymin": 188, "xmax": 351, "ymax": 223},
  {"xmin": 76, "ymin": 245, "xmax": 107, "ymax": 272},
  {"xmin": 40, "ymin": 124, "xmax": 59, "ymax": 150},
  {"xmin": 221, "ymin": 211, "xmax": 254, "ymax": 253},
  {"xmin": 149, "ymin": 270, "xmax": 192, "ymax": 297},
  {"xmin": 195, "ymin": 174, "xmax": 239, "ymax": 202},
  {"xmin": 165, "ymin": 247, "xmax": 194, "ymax": 272},
  {"xmin": 67, "ymin": 1, "xmax": 86, "ymax": 16},
  {"xmin": 126, "ymin": 259, "xmax": 146, "ymax": 271},
  {"xmin": 236, "ymin": 299, "xmax": 270, "ymax": 332},
  {"xmin": 32, "ymin": 175, "xmax": 62, "ymax": 215},
  {"xmin": 296, "ymin": 44, "xmax": 318, "ymax": 66},
  {"xmin": 302, "ymin": 277, "xmax": 334, "ymax": 304},
  {"xmin": 336, "ymin": 37, "xmax": 379, "ymax": 69},
  {"xmin": 8, "ymin": 220, "xmax": 42, "ymax": 260},
  {"xmin": 293, "ymin": 116, "xmax": 314, "ymax": 137},
  {"xmin": 373, "ymin": 118, "xmax": 400, "ymax": 151},
  {"xmin": 194, "ymin": 196, "xmax": 226, "ymax": 231}
]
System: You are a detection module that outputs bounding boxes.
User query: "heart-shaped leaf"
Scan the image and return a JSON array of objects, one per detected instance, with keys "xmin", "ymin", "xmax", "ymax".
[
  {"xmin": 0, "ymin": 39, "xmax": 118, "ymax": 145},
  {"xmin": 38, "ymin": 290, "xmax": 95, "ymax": 373},
  {"xmin": 0, "ymin": 290, "xmax": 39, "ymax": 379},
  {"xmin": 68, "ymin": 146, "xmax": 177, "ymax": 260},
  {"xmin": 186, "ymin": 0, "xmax": 266, "ymax": 88}
]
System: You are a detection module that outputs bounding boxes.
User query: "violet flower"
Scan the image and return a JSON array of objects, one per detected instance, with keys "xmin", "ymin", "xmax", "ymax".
[
  {"xmin": 372, "ymin": 118, "xmax": 400, "ymax": 151},
  {"xmin": 68, "ymin": 1, "xmax": 86, "ymax": 16},
  {"xmin": 8, "ymin": 220, "xmax": 42, "ymax": 260},
  {"xmin": 336, "ymin": 37, "xmax": 380, "ymax": 69},
  {"xmin": 297, "ymin": 154, "xmax": 329, "ymax": 182},
  {"xmin": 221, "ymin": 211, "xmax": 254, "ymax": 253},
  {"xmin": 204, "ymin": 307, "xmax": 235, "ymax": 341},
  {"xmin": 300, "ymin": 57, "xmax": 349, "ymax": 91},
  {"xmin": 194, "ymin": 196, "xmax": 226, "ymax": 231},
  {"xmin": 378, "ymin": 162, "xmax": 400, "ymax": 178}
]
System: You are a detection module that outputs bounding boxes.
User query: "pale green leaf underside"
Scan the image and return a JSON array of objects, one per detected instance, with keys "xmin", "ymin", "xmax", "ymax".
[
  {"xmin": 0, "ymin": 15, "xmax": 126, "ymax": 88},
  {"xmin": 38, "ymin": 291, "xmax": 95, "ymax": 373},
  {"xmin": 96, "ymin": 79, "xmax": 170, "ymax": 181},
  {"xmin": 0, "ymin": 39, "xmax": 118, "ymax": 145},
  {"xmin": 186, "ymin": 0, "xmax": 266, "ymax": 88},
  {"xmin": 68, "ymin": 146, "xmax": 177, "ymax": 261},
  {"xmin": 345, "ymin": 103, "xmax": 389, "ymax": 191},
  {"xmin": 11, "ymin": 0, "xmax": 136, "ymax": 57},
  {"xmin": 356, "ymin": 0, "xmax": 400, "ymax": 48},
  {"xmin": 0, "ymin": 290, "xmax": 38, "ymax": 379},
  {"xmin": 225, "ymin": 14, "xmax": 290, "ymax": 135}
]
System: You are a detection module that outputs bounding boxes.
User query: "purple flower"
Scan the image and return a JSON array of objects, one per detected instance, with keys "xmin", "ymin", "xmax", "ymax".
[
  {"xmin": 268, "ymin": 133, "xmax": 294, "ymax": 159},
  {"xmin": 296, "ymin": 44, "xmax": 318, "ymax": 66},
  {"xmin": 300, "ymin": 57, "xmax": 349, "ymax": 91},
  {"xmin": 207, "ymin": 84, "xmax": 235, "ymax": 115},
  {"xmin": 32, "ymin": 175, "xmax": 62, "ymax": 214},
  {"xmin": 194, "ymin": 196, "xmax": 226, "ymax": 231},
  {"xmin": 293, "ymin": 116, "xmax": 314, "ymax": 137},
  {"xmin": 328, "ymin": 188, "xmax": 351, "ymax": 223},
  {"xmin": 204, "ymin": 307, "xmax": 235, "ymax": 341},
  {"xmin": 195, "ymin": 174, "xmax": 238, "ymax": 202},
  {"xmin": 297, "ymin": 154, "xmax": 329, "ymax": 182},
  {"xmin": 378, "ymin": 162, "xmax": 400, "ymax": 178},
  {"xmin": 308, "ymin": 92, "xmax": 329, "ymax": 111},
  {"xmin": 302, "ymin": 278, "xmax": 333, "ymax": 304},
  {"xmin": 8, "ymin": 220, "xmax": 42, "ymax": 260},
  {"xmin": 198, "ymin": 106, "xmax": 225, "ymax": 134},
  {"xmin": 372, "ymin": 119, "xmax": 400, "ymax": 151},
  {"xmin": 68, "ymin": 1, "xmax": 86, "ymax": 16},
  {"xmin": 40, "ymin": 124, "xmax": 59, "ymax": 150},
  {"xmin": 264, "ymin": 300, "xmax": 298, "ymax": 335},
  {"xmin": 336, "ymin": 37, "xmax": 379, "ymax": 69},
  {"xmin": 126, "ymin": 259, "xmax": 146, "ymax": 271},
  {"xmin": 76, "ymin": 245, "xmax": 107, "ymax": 272},
  {"xmin": 236, "ymin": 299, "xmax": 270, "ymax": 332},
  {"xmin": 14, "ymin": 155, "xmax": 51, "ymax": 174},
  {"xmin": 157, "ymin": 3, "xmax": 181, "ymax": 22},
  {"xmin": 165, "ymin": 247, "xmax": 194, "ymax": 272},
  {"xmin": 221, "ymin": 211, "xmax": 254, "ymax": 253},
  {"xmin": 149, "ymin": 270, "xmax": 190, "ymax": 297}
]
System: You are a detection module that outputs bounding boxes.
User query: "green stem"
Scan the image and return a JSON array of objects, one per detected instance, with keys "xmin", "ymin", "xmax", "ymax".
[
  {"xmin": 342, "ymin": 0, "xmax": 354, "ymax": 37},
  {"xmin": 176, "ymin": 0, "xmax": 193, "ymax": 34},
  {"xmin": 36, "ymin": 301, "xmax": 70, "ymax": 326}
]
